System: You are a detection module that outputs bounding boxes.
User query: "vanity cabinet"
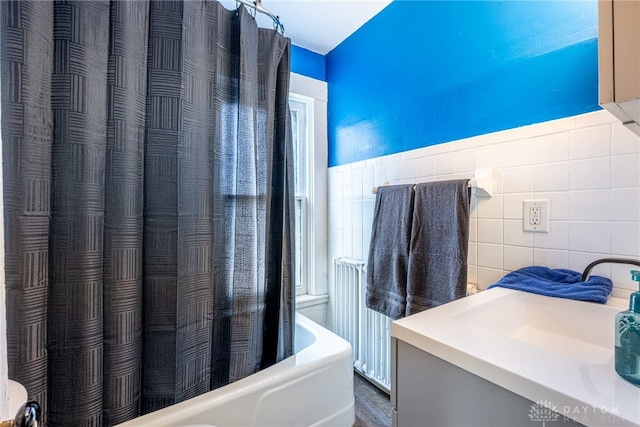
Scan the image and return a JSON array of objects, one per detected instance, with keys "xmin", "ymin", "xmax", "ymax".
[
  {"xmin": 391, "ymin": 338, "xmax": 582, "ymax": 427},
  {"xmin": 390, "ymin": 289, "xmax": 639, "ymax": 426},
  {"xmin": 598, "ymin": 0, "xmax": 640, "ymax": 135}
]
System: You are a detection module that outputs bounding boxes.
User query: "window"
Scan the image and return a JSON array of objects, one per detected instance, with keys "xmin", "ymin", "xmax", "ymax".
[
  {"xmin": 290, "ymin": 94, "xmax": 312, "ymax": 295},
  {"xmin": 289, "ymin": 73, "xmax": 328, "ymax": 299}
]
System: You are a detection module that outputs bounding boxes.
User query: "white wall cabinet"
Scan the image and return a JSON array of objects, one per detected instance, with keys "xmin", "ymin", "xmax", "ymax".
[{"xmin": 598, "ymin": 0, "xmax": 640, "ymax": 135}]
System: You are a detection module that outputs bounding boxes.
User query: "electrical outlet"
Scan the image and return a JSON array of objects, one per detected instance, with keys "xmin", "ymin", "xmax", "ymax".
[
  {"xmin": 530, "ymin": 206, "xmax": 541, "ymax": 225},
  {"xmin": 523, "ymin": 200, "xmax": 549, "ymax": 232}
]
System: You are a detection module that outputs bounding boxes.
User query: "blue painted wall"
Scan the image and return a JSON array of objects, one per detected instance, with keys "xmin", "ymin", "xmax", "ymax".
[
  {"xmin": 326, "ymin": 1, "xmax": 600, "ymax": 167},
  {"xmin": 291, "ymin": 45, "xmax": 326, "ymax": 81}
]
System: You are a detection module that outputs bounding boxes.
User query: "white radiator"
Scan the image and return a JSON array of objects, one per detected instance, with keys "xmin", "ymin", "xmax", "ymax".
[
  {"xmin": 333, "ymin": 257, "xmax": 480, "ymax": 394},
  {"xmin": 333, "ymin": 257, "xmax": 392, "ymax": 392}
]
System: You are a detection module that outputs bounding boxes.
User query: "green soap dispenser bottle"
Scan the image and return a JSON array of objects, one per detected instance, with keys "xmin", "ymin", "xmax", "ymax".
[{"xmin": 615, "ymin": 270, "xmax": 640, "ymax": 386}]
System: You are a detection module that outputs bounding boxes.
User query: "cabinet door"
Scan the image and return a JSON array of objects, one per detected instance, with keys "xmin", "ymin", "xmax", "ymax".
[
  {"xmin": 393, "ymin": 340, "xmax": 582, "ymax": 427},
  {"xmin": 613, "ymin": 0, "xmax": 640, "ymax": 102}
]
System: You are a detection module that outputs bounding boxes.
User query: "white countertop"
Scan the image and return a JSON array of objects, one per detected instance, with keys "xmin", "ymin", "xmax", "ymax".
[{"xmin": 392, "ymin": 288, "xmax": 640, "ymax": 426}]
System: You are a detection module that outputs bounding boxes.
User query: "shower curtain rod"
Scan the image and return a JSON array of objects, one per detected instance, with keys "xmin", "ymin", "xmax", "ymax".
[{"xmin": 236, "ymin": 0, "xmax": 285, "ymax": 34}]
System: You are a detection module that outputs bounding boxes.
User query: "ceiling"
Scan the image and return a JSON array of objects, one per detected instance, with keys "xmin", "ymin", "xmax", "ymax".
[{"xmin": 219, "ymin": 0, "xmax": 392, "ymax": 54}]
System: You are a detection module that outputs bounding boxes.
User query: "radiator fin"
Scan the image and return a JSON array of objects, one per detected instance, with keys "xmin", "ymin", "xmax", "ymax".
[{"xmin": 333, "ymin": 257, "xmax": 392, "ymax": 392}]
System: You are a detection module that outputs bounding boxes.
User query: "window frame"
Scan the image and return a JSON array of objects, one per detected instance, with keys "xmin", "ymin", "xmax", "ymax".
[
  {"xmin": 290, "ymin": 93, "xmax": 313, "ymax": 296},
  {"xmin": 289, "ymin": 73, "xmax": 328, "ymax": 299}
]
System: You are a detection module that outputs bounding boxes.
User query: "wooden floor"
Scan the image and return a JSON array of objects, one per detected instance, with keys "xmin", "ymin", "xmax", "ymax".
[{"xmin": 353, "ymin": 372, "xmax": 393, "ymax": 427}]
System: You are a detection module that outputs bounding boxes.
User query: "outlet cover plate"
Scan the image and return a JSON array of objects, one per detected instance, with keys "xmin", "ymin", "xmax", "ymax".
[{"xmin": 523, "ymin": 199, "xmax": 549, "ymax": 232}]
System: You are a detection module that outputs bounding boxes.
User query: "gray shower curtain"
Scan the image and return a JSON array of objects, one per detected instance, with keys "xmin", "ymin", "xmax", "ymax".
[{"xmin": 1, "ymin": 1, "xmax": 294, "ymax": 425}]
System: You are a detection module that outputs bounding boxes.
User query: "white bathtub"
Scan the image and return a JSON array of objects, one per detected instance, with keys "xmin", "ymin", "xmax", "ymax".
[{"xmin": 117, "ymin": 314, "xmax": 355, "ymax": 427}]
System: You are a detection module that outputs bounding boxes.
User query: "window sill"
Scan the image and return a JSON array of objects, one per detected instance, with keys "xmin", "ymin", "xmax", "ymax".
[{"xmin": 296, "ymin": 293, "xmax": 329, "ymax": 309}]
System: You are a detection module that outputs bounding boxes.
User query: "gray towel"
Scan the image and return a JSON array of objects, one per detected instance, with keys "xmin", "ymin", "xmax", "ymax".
[
  {"xmin": 366, "ymin": 184, "xmax": 415, "ymax": 320},
  {"xmin": 405, "ymin": 179, "xmax": 470, "ymax": 316}
]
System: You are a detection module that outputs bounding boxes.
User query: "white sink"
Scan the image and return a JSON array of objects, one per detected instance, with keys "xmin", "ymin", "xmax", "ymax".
[
  {"xmin": 454, "ymin": 290, "xmax": 620, "ymax": 364},
  {"xmin": 392, "ymin": 287, "xmax": 640, "ymax": 426}
]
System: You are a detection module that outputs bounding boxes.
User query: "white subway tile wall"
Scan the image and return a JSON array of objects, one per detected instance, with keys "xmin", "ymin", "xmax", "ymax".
[{"xmin": 327, "ymin": 110, "xmax": 640, "ymax": 327}]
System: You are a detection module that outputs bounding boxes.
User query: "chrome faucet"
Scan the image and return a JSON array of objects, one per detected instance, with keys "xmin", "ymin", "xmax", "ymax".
[{"xmin": 581, "ymin": 258, "xmax": 640, "ymax": 282}]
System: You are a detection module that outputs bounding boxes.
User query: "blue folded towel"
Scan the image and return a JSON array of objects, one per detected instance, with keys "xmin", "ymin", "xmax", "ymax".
[{"xmin": 487, "ymin": 266, "xmax": 613, "ymax": 304}]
